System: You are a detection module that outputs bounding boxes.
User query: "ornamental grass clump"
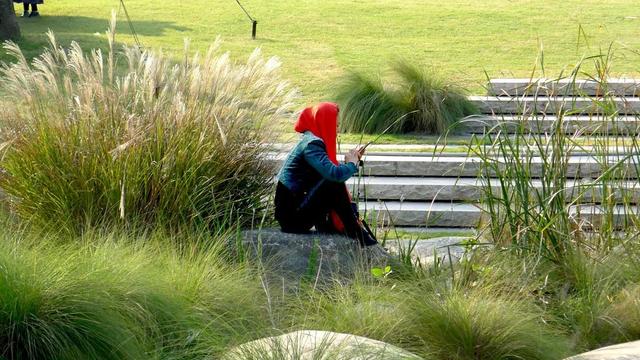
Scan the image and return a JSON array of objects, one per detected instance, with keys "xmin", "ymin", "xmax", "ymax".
[
  {"xmin": 0, "ymin": 16, "xmax": 297, "ymax": 234},
  {"xmin": 0, "ymin": 230, "xmax": 270, "ymax": 359},
  {"xmin": 407, "ymin": 288, "xmax": 570, "ymax": 360},
  {"xmin": 336, "ymin": 61, "xmax": 477, "ymax": 135}
]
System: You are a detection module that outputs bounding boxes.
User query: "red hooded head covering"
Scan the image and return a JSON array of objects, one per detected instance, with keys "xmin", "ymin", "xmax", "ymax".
[
  {"xmin": 294, "ymin": 102, "xmax": 351, "ymax": 232},
  {"xmin": 294, "ymin": 102, "xmax": 339, "ymax": 165}
]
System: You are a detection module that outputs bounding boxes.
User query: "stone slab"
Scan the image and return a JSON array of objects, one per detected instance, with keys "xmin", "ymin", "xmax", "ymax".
[
  {"xmin": 361, "ymin": 201, "xmax": 640, "ymax": 228},
  {"xmin": 360, "ymin": 201, "xmax": 482, "ymax": 227},
  {"xmin": 461, "ymin": 114, "xmax": 640, "ymax": 135},
  {"xmin": 348, "ymin": 177, "xmax": 640, "ymax": 203},
  {"xmin": 488, "ymin": 78, "xmax": 640, "ymax": 97},
  {"xmin": 225, "ymin": 330, "xmax": 423, "ymax": 360},
  {"xmin": 469, "ymin": 96, "xmax": 640, "ymax": 115},
  {"xmin": 270, "ymin": 153, "xmax": 640, "ymax": 179},
  {"xmin": 565, "ymin": 340, "xmax": 640, "ymax": 359}
]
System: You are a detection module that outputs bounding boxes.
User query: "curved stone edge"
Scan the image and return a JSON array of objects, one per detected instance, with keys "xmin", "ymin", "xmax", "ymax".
[
  {"xmin": 565, "ymin": 340, "xmax": 640, "ymax": 360},
  {"xmin": 224, "ymin": 330, "xmax": 423, "ymax": 360}
]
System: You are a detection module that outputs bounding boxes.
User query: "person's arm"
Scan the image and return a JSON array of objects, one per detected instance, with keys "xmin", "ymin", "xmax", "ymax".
[{"xmin": 304, "ymin": 141, "xmax": 358, "ymax": 183}]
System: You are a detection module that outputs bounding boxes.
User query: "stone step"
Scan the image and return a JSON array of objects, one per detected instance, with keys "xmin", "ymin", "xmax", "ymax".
[
  {"xmin": 360, "ymin": 201, "xmax": 481, "ymax": 227},
  {"xmin": 377, "ymin": 226, "xmax": 477, "ymax": 239},
  {"xmin": 361, "ymin": 201, "xmax": 639, "ymax": 228},
  {"xmin": 348, "ymin": 177, "xmax": 640, "ymax": 203},
  {"xmin": 469, "ymin": 96, "xmax": 640, "ymax": 115},
  {"xmin": 270, "ymin": 153, "xmax": 640, "ymax": 179},
  {"xmin": 276, "ymin": 143, "xmax": 640, "ymax": 157},
  {"xmin": 488, "ymin": 78, "xmax": 640, "ymax": 97},
  {"xmin": 461, "ymin": 114, "xmax": 640, "ymax": 135},
  {"xmin": 349, "ymin": 177, "xmax": 480, "ymax": 201}
]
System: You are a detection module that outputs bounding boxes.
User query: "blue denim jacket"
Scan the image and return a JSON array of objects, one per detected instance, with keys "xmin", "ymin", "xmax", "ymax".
[{"xmin": 278, "ymin": 131, "xmax": 357, "ymax": 200}]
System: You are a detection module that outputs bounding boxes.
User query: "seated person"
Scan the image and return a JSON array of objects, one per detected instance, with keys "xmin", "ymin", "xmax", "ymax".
[{"xmin": 275, "ymin": 102, "xmax": 377, "ymax": 247}]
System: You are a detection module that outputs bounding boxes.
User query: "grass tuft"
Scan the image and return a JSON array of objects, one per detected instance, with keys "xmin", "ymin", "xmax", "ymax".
[
  {"xmin": 409, "ymin": 288, "xmax": 570, "ymax": 360},
  {"xmin": 0, "ymin": 229, "xmax": 270, "ymax": 359},
  {"xmin": 335, "ymin": 60, "xmax": 477, "ymax": 135}
]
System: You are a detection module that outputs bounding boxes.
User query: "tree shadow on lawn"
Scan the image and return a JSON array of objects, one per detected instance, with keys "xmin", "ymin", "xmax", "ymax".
[
  {"xmin": 2, "ymin": 15, "xmax": 191, "ymax": 62},
  {"xmin": 17, "ymin": 15, "xmax": 191, "ymax": 36}
]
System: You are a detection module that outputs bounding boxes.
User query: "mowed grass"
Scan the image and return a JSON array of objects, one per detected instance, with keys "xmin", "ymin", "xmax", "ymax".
[{"xmin": 4, "ymin": 0, "xmax": 640, "ymax": 103}]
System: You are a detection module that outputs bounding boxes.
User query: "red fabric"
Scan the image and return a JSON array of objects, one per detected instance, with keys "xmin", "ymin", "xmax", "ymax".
[
  {"xmin": 294, "ymin": 102, "xmax": 339, "ymax": 165},
  {"xmin": 294, "ymin": 102, "xmax": 348, "ymax": 232}
]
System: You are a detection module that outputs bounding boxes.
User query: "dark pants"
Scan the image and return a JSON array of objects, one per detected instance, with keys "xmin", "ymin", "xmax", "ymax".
[
  {"xmin": 275, "ymin": 181, "xmax": 375, "ymax": 246},
  {"xmin": 22, "ymin": 3, "xmax": 38, "ymax": 11}
]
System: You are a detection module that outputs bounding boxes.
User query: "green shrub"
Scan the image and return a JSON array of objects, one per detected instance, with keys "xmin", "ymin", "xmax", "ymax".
[
  {"xmin": 336, "ymin": 61, "xmax": 477, "ymax": 135},
  {"xmin": 0, "ymin": 23, "xmax": 296, "ymax": 234},
  {"xmin": 0, "ymin": 230, "xmax": 269, "ymax": 359}
]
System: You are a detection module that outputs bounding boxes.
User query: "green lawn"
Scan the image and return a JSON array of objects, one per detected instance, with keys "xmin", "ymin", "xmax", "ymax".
[{"xmin": 4, "ymin": 0, "xmax": 640, "ymax": 104}]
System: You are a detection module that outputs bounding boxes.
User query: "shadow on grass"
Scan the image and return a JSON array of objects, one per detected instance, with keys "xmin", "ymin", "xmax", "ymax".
[
  {"xmin": 2, "ymin": 15, "xmax": 191, "ymax": 62},
  {"xmin": 16, "ymin": 15, "xmax": 190, "ymax": 36}
]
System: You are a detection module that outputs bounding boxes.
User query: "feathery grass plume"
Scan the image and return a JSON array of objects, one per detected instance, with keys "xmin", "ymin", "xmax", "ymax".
[
  {"xmin": 335, "ymin": 60, "xmax": 477, "ymax": 135},
  {"xmin": 0, "ymin": 229, "xmax": 270, "ymax": 359},
  {"xmin": 0, "ymin": 17, "xmax": 297, "ymax": 234}
]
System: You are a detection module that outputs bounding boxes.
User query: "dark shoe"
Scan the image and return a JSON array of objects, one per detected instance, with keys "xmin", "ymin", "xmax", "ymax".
[
  {"xmin": 21, "ymin": 11, "xmax": 29, "ymax": 17},
  {"xmin": 28, "ymin": 11, "xmax": 40, "ymax": 17},
  {"xmin": 359, "ymin": 228, "xmax": 379, "ymax": 247}
]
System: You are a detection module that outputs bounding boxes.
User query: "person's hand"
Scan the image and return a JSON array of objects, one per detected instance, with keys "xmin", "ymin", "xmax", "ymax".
[{"xmin": 344, "ymin": 148, "xmax": 363, "ymax": 165}]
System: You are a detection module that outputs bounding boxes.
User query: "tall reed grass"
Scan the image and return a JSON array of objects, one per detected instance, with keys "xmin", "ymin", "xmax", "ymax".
[
  {"xmin": 473, "ymin": 54, "xmax": 640, "ymax": 263},
  {"xmin": 336, "ymin": 61, "xmax": 477, "ymax": 135},
  {"xmin": 0, "ymin": 16, "xmax": 297, "ymax": 234},
  {"xmin": 467, "ymin": 50, "xmax": 640, "ymax": 351}
]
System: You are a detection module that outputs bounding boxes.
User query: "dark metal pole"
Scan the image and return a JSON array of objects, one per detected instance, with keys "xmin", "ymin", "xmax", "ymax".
[
  {"xmin": 251, "ymin": 20, "xmax": 257, "ymax": 40},
  {"xmin": 235, "ymin": 0, "xmax": 257, "ymax": 40}
]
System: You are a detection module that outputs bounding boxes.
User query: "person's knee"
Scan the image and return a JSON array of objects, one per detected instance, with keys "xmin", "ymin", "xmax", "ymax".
[
  {"xmin": 277, "ymin": 216, "xmax": 312, "ymax": 234},
  {"xmin": 280, "ymin": 224, "xmax": 312, "ymax": 234}
]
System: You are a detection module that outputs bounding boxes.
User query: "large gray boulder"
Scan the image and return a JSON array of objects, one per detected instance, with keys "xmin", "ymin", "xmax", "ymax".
[
  {"xmin": 566, "ymin": 341, "xmax": 640, "ymax": 359},
  {"xmin": 225, "ymin": 330, "xmax": 422, "ymax": 360},
  {"xmin": 238, "ymin": 229, "xmax": 391, "ymax": 284}
]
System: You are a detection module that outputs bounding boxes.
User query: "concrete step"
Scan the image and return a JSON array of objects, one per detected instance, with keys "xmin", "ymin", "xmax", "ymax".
[
  {"xmin": 348, "ymin": 177, "xmax": 640, "ymax": 203},
  {"xmin": 270, "ymin": 153, "xmax": 640, "ymax": 179},
  {"xmin": 275, "ymin": 142, "xmax": 640, "ymax": 157},
  {"xmin": 461, "ymin": 114, "xmax": 640, "ymax": 135},
  {"xmin": 469, "ymin": 96, "xmax": 640, "ymax": 115},
  {"xmin": 349, "ymin": 177, "xmax": 481, "ymax": 201},
  {"xmin": 360, "ymin": 201, "xmax": 481, "ymax": 227},
  {"xmin": 361, "ymin": 201, "xmax": 639, "ymax": 228},
  {"xmin": 377, "ymin": 227, "xmax": 477, "ymax": 239},
  {"xmin": 488, "ymin": 78, "xmax": 640, "ymax": 97}
]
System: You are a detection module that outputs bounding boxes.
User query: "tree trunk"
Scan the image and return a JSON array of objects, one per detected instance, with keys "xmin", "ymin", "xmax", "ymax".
[{"xmin": 0, "ymin": 0, "xmax": 20, "ymax": 41}]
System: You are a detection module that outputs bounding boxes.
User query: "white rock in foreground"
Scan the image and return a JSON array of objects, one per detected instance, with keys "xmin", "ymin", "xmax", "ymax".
[
  {"xmin": 225, "ymin": 330, "xmax": 422, "ymax": 360},
  {"xmin": 566, "ymin": 340, "xmax": 640, "ymax": 360}
]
